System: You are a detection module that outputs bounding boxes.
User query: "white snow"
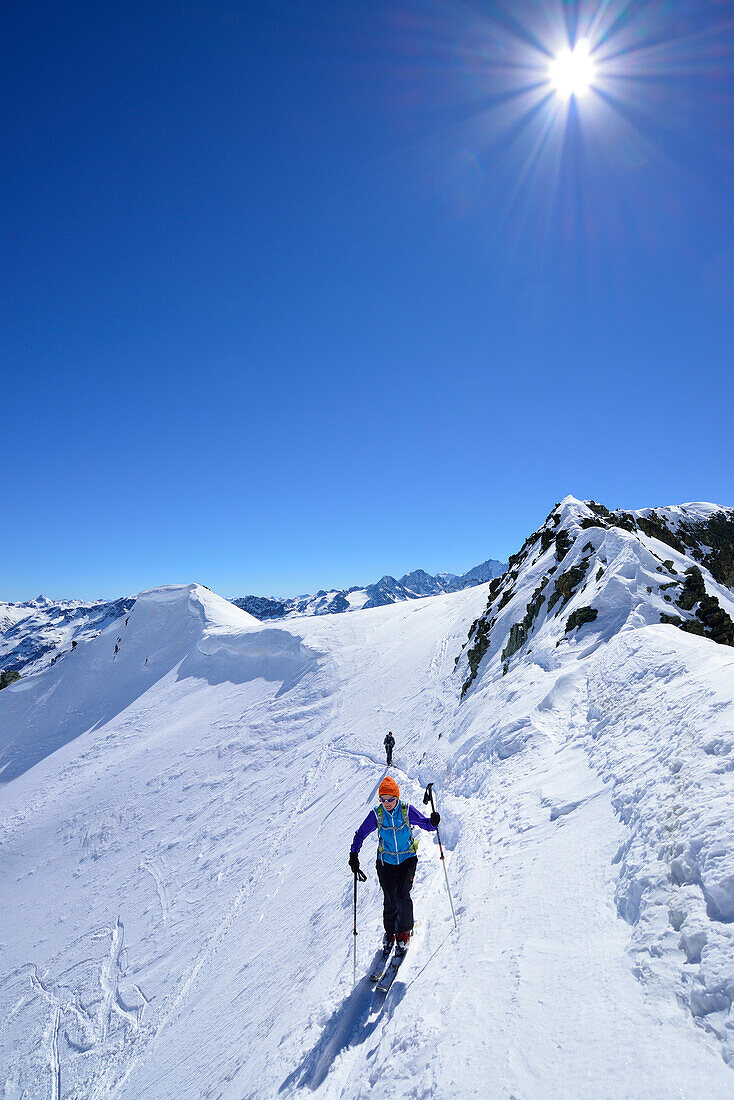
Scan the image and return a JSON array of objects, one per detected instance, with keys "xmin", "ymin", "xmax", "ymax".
[
  {"xmin": 346, "ymin": 590, "xmax": 370, "ymax": 611},
  {"xmin": 2, "ymin": 543, "xmax": 734, "ymax": 1098},
  {"xmin": 0, "ymin": 594, "xmax": 135, "ymax": 678}
]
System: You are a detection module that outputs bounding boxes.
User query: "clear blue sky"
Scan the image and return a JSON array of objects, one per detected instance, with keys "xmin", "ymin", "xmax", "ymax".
[{"xmin": 2, "ymin": 0, "xmax": 733, "ymax": 601}]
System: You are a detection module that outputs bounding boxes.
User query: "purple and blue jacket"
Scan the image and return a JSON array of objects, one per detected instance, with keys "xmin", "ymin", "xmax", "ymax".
[{"xmin": 351, "ymin": 801, "xmax": 437, "ymax": 865}]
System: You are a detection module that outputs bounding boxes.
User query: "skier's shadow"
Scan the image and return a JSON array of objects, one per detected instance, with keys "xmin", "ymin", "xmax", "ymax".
[{"xmin": 279, "ymin": 976, "xmax": 406, "ymax": 1093}]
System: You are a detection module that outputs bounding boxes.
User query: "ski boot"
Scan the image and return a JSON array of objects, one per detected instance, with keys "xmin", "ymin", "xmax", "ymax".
[{"xmin": 394, "ymin": 931, "xmax": 411, "ymax": 957}]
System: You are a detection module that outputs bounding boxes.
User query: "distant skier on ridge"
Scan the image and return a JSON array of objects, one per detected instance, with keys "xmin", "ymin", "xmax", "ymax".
[
  {"xmin": 349, "ymin": 776, "xmax": 439, "ymax": 958},
  {"xmin": 384, "ymin": 731, "xmax": 395, "ymax": 766}
]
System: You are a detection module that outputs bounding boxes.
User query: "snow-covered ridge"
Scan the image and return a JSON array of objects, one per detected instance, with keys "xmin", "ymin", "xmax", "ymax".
[
  {"xmin": 452, "ymin": 495, "xmax": 734, "ymax": 1066},
  {"xmin": 0, "ymin": 561, "xmax": 507, "ymax": 682},
  {"xmin": 0, "ymin": 584, "xmax": 316, "ymax": 786},
  {"xmin": 3, "ymin": 506, "xmax": 734, "ymax": 1094}
]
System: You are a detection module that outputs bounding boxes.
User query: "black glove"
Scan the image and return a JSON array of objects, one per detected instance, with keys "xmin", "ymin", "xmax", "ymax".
[
  {"xmin": 430, "ymin": 811, "xmax": 440, "ymax": 827},
  {"xmin": 349, "ymin": 852, "xmax": 360, "ymax": 874}
]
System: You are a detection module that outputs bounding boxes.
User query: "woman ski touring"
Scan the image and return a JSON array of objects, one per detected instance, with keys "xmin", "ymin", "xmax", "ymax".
[{"xmin": 349, "ymin": 776, "xmax": 439, "ymax": 959}]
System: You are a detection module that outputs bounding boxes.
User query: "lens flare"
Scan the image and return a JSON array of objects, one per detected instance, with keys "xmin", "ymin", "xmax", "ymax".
[
  {"xmin": 549, "ymin": 39, "xmax": 596, "ymax": 99},
  {"xmin": 379, "ymin": 0, "xmax": 731, "ymax": 253}
]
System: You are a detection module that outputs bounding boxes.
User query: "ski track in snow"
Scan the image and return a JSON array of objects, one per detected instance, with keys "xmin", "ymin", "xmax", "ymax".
[
  {"xmin": 141, "ymin": 860, "xmax": 170, "ymax": 925},
  {"xmin": 19, "ymin": 919, "xmax": 144, "ymax": 1099},
  {"xmin": 95, "ymin": 736, "xmax": 338, "ymax": 1099}
]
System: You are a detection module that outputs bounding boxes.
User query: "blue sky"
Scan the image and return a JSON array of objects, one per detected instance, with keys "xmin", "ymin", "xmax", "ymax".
[{"xmin": 2, "ymin": 0, "xmax": 733, "ymax": 601}]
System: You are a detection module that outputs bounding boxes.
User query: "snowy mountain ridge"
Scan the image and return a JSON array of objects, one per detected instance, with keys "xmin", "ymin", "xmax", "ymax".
[
  {"xmin": 0, "ymin": 559, "xmax": 506, "ymax": 680},
  {"xmin": 2, "ymin": 498, "xmax": 734, "ymax": 1097},
  {"xmin": 450, "ymin": 495, "xmax": 734, "ymax": 1073}
]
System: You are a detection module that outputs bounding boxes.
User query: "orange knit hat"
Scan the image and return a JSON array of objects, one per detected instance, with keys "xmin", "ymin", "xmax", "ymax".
[{"xmin": 379, "ymin": 776, "xmax": 400, "ymax": 799}]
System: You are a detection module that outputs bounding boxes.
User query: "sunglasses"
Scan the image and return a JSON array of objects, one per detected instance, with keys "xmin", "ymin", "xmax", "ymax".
[{"xmin": 379, "ymin": 796, "xmax": 397, "ymax": 804}]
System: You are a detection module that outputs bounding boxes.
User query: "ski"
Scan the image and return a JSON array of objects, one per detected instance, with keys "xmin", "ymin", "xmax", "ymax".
[
  {"xmin": 376, "ymin": 945, "xmax": 408, "ymax": 994},
  {"xmin": 369, "ymin": 946, "xmax": 393, "ymax": 983}
]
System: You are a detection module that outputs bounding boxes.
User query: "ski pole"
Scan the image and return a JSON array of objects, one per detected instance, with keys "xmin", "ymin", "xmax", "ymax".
[
  {"xmin": 423, "ymin": 783, "xmax": 457, "ymax": 928},
  {"xmin": 352, "ymin": 865, "xmax": 366, "ymax": 985}
]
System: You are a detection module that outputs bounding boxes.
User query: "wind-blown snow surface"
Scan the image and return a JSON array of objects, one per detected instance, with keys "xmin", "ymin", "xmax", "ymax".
[{"xmin": 2, "ymin": 570, "xmax": 734, "ymax": 1097}]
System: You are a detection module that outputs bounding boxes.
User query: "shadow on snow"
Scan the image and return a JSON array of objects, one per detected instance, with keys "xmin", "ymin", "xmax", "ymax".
[{"xmin": 279, "ymin": 975, "xmax": 406, "ymax": 1093}]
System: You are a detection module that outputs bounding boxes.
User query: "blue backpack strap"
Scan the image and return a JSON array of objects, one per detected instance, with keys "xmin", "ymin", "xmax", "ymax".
[{"xmin": 400, "ymin": 801, "xmax": 419, "ymax": 854}]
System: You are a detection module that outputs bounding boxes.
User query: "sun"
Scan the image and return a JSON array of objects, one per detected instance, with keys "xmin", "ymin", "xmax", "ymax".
[{"xmin": 549, "ymin": 39, "xmax": 596, "ymax": 100}]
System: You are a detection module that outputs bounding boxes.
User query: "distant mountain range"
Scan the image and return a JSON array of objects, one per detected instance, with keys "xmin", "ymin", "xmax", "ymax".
[
  {"xmin": 0, "ymin": 558, "xmax": 507, "ymax": 678},
  {"xmin": 0, "ymin": 595, "xmax": 136, "ymax": 678},
  {"xmin": 230, "ymin": 559, "xmax": 507, "ymax": 620}
]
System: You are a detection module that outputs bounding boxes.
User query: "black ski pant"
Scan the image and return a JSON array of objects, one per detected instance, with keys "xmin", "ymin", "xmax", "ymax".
[
  {"xmin": 376, "ymin": 856, "xmax": 417, "ymax": 935},
  {"xmin": 386, "ymin": 749, "xmax": 393, "ymax": 765}
]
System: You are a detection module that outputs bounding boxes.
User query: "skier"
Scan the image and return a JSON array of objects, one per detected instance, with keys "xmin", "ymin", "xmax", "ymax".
[
  {"xmin": 384, "ymin": 731, "xmax": 395, "ymax": 766},
  {"xmin": 349, "ymin": 776, "xmax": 440, "ymax": 957}
]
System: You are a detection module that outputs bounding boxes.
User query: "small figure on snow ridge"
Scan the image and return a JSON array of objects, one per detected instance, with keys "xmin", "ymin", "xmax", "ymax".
[{"xmin": 383, "ymin": 731, "xmax": 395, "ymax": 766}]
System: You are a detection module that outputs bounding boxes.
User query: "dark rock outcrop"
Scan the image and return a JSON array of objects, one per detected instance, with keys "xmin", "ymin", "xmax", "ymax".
[{"xmin": 564, "ymin": 606, "xmax": 598, "ymax": 633}]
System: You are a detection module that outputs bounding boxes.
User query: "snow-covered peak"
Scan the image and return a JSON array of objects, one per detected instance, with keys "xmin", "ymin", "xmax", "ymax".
[
  {"xmin": 0, "ymin": 585, "xmax": 266, "ymax": 684},
  {"xmin": 556, "ymin": 493, "xmax": 592, "ymax": 517},
  {"xmin": 0, "ymin": 580, "xmax": 319, "ymax": 785},
  {"xmin": 137, "ymin": 583, "xmax": 259, "ymax": 631},
  {"xmin": 457, "ymin": 498, "xmax": 734, "ymax": 696}
]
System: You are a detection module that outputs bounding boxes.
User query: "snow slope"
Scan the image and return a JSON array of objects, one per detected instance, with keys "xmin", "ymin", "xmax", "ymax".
[
  {"xmin": 0, "ymin": 595, "xmax": 135, "ymax": 678},
  {"xmin": 2, "ymin": 501, "xmax": 734, "ymax": 1098}
]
